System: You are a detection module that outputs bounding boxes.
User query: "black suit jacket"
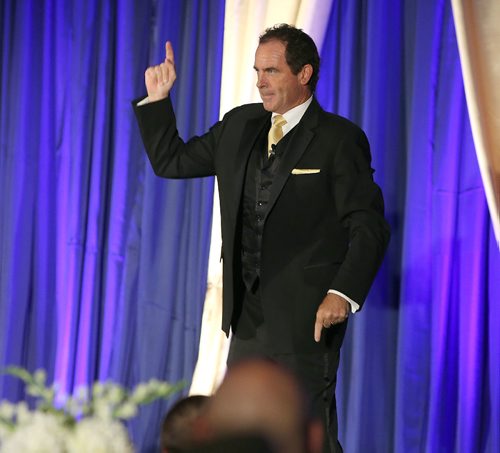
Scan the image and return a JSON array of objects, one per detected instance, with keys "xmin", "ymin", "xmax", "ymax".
[{"xmin": 133, "ymin": 97, "xmax": 390, "ymax": 352}]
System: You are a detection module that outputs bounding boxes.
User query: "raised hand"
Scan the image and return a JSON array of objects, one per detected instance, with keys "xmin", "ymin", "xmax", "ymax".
[{"xmin": 145, "ymin": 41, "xmax": 177, "ymax": 102}]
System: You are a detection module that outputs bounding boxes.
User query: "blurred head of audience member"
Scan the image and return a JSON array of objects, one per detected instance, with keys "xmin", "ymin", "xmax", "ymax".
[
  {"xmin": 183, "ymin": 433, "xmax": 277, "ymax": 453},
  {"xmin": 194, "ymin": 359, "xmax": 323, "ymax": 453},
  {"xmin": 160, "ymin": 394, "xmax": 209, "ymax": 453}
]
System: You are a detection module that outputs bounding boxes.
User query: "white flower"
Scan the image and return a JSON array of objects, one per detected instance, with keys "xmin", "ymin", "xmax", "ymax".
[
  {"xmin": 1, "ymin": 412, "xmax": 66, "ymax": 453},
  {"xmin": 15, "ymin": 401, "xmax": 31, "ymax": 424},
  {"xmin": 92, "ymin": 382, "xmax": 105, "ymax": 398},
  {"xmin": 65, "ymin": 396, "xmax": 79, "ymax": 417},
  {"xmin": 113, "ymin": 401, "xmax": 137, "ymax": 419},
  {"xmin": 1, "ymin": 367, "xmax": 182, "ymax": 452},
  {"xmin": 106, "ymin": 384, "xmax": 125, "ymax": 405},
  {"xmin": 0, "ymin": 401, "xmax": 15, "ymax": 420},
  {"xmin": 130, "ymin": 383, "xmax": 149, "ymax": 402},
  {"xmin": 34, "ymin": 369, "xmax": 47, "ymax": 386},
  {"xmin": 66, "ymin": 417, "xmax": 134, "ymax": 453},
  {"xmin": 93, "ymin": 399, "xmax": 113, "ymax": 420}
]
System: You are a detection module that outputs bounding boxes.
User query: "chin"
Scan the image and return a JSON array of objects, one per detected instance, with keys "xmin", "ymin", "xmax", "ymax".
[{"xmin": 260, "ymin": 95, "xmax": 276, "ymax": 111}]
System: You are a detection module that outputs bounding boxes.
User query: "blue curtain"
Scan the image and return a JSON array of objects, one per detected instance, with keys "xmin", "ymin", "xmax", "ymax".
[
  {"xmin": 0, "ymin": 0, "xmax": 224, "ymax": 451},
  {"xmin": 316, "ymin": 1, "xmax": 500, "ymax": 452},
  {"xmin": 1, "ymin": 1, "xmax": 499, "ymax": 453}
]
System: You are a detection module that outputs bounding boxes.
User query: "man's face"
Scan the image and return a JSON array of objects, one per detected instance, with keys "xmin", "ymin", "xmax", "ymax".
[{"xmin": 254, "ymin": 40, "xmax": 311, "ymax": 114}]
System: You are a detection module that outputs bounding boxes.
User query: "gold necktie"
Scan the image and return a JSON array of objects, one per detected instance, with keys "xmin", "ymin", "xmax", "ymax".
[{"xmin": 268, "ymin": 115, "xmax": 287, "ymax": 157}]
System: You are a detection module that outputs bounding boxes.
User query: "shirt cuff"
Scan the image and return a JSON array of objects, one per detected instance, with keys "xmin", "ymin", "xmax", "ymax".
[
  {"xmin": 328, "ymin": 289, "xmax": 360, "ymax": 313},
  {"xmin": 137, "ymin": 96, "xmax": 150, "ymax": 106}
]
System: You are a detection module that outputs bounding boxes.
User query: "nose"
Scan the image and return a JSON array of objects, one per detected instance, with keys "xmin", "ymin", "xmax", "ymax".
[{"xmin": 256, "ymin": 72, "xmax": 267, "ymax": 89}]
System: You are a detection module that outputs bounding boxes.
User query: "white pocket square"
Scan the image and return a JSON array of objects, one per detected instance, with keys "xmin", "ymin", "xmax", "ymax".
[{"xmin": 291, "ymin": 168, "xmax": 321, "ymax": 175}]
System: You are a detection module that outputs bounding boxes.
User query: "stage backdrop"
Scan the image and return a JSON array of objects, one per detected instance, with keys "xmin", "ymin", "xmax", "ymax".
[
  {"xmin": 0, "ymin": 1, "xmax": 498, "ymax": 452},
  {"xmin": 0, "ymin": 0, "xmax": 224, "ymax": 450}
]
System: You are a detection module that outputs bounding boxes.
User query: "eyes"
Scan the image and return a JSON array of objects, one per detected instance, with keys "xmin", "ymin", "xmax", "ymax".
[{"xmin": 254, "ymin": 67, "xmax": 279, "ymax": 76}]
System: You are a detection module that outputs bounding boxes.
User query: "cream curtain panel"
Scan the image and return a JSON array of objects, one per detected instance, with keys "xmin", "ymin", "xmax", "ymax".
[
  {"xmin": 190, "ymin": 0, "xmax": 334, "ymax": 394},
  {"xmin": 451, "ymin": 0, "xmax": 500, "ymax": 246}
]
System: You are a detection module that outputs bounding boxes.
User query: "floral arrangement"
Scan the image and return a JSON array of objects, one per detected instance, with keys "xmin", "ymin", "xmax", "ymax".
[{"xmin": 0, "ymin": 366, "xmax": 184, "ymax": 452}]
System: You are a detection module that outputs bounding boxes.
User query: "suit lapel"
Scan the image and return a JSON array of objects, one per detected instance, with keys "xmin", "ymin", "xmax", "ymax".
[{"xmin": 264, "ymin": 99, "xmax": 320, "ymax": 222}]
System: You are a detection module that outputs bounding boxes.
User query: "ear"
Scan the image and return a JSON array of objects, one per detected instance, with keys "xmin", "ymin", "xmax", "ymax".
[{"xmin": 299, "ymin": 64, "xmax": 313, "ymax": 86}]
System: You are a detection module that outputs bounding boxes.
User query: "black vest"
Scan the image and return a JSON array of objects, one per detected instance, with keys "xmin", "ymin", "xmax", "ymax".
[{"xmin": 235, "ymin": 124, "xmax": 296, "ymax": 337}]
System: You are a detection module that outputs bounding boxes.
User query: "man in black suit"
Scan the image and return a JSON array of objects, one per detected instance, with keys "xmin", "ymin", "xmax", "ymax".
[{"xmin": 134, "ymin": 24, "xmax": 390, "ymax": 453}]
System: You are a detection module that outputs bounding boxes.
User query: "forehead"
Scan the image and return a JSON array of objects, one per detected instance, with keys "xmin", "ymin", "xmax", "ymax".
[{"xmin": 254, "ymin": 40, "xmax": 288, "ymax": 66}]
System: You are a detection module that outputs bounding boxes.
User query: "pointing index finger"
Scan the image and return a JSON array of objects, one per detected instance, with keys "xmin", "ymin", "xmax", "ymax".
[
  {"xmin": 165, "ymin": 41, "xmax": 175, "ymax": 64},
  {"xmin": 314, "ymin": 319, "xmax": 323, "ymax": 342}
]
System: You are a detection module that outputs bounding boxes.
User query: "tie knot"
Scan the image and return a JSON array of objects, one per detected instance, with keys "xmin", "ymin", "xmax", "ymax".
[
  {"xmin": 273, "ymin": 115, "xmax": 287, "ymax": 128},
  {"xmin": 268, "ymin": 115, "xmax": 287, "ymax": 155}
]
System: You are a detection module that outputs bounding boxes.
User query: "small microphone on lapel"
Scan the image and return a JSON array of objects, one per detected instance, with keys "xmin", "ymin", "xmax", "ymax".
[{"xmin": 269, "ymin": 144, "xmax": 277, "ymax": 158}]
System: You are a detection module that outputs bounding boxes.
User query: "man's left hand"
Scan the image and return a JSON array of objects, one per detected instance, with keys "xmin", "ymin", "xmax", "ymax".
[{"xmin": 314, "ymin": 293, "xmax": 350, "ymax": 342}]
